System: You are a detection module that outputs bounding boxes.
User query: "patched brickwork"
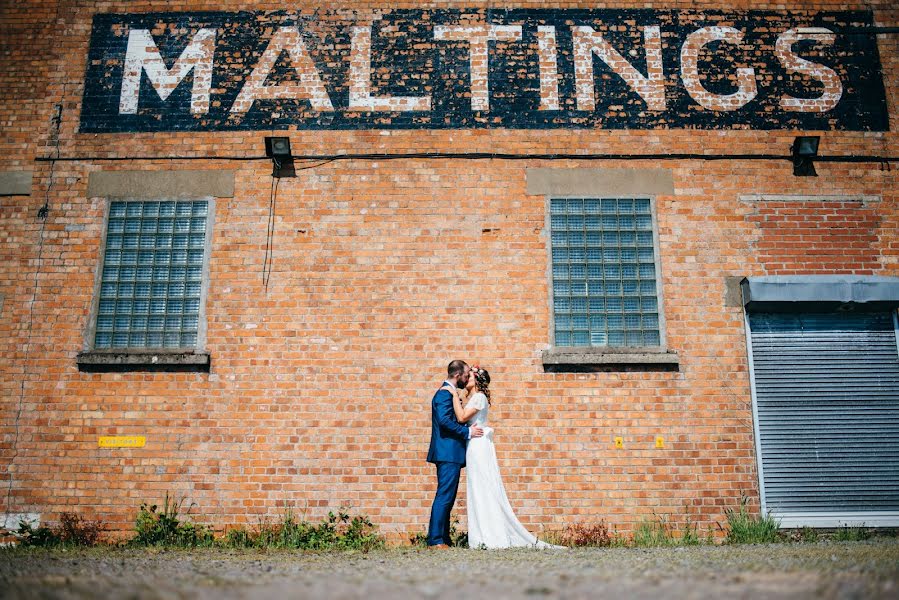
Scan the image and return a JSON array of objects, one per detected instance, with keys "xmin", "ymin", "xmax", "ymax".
[
  {"xmin": 745, "ymin": 196, "xmax": 882, "ymax": 274},
  {"xmin": 0, "ymin": 1, "xmax": 897, "ymax": 543}
]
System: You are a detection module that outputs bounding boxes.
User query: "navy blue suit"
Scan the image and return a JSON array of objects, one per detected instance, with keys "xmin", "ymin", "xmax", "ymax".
[{"xmin": 426, "ymin": 382, "xmax": 470, "ymax": 546}]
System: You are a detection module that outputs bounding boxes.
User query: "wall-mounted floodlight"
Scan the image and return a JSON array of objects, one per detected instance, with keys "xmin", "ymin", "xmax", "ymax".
[
  {"xmin": 264, "ymin": 136, "xmax": 295, "ymax": 178},
  {"xmin": 791, "ymin": 135, "xmax": 820, "ymax": 177}
]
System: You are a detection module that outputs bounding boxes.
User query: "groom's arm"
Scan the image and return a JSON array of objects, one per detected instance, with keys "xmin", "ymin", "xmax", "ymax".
[{"xmin": 434, "ymin": 389, "xmax": 471, "ymax": 439}]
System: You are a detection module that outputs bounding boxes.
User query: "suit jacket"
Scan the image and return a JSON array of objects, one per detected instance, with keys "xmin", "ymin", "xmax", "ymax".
[{"xmin": 426, "ymin": 382, "xmax": 470, "ymax": 465}]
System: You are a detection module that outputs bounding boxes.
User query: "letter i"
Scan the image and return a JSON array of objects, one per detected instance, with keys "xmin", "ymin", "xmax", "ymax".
[{"xmin": 537, "ymin": 26, "xmax": 560, "ymax": 111}]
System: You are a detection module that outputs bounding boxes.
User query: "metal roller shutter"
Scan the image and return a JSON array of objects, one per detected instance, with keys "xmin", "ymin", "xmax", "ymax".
[{"xmin": 747, "ymin": 311, "xmax": 899, "ymax": 527}]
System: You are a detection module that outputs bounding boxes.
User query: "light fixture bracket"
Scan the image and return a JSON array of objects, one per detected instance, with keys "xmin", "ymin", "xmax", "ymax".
[
  {"xmin": 264, "ymin": 136, "xmax": 295, "ymax": 178},
  {"xmin": 791, "ymin": 135, "xmax": 820, "ymax": 177}
]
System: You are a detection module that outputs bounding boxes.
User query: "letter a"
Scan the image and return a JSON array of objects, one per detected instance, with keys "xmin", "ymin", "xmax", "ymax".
[{"xmin": 231, "ymin": 27, "xmax": 333, "ymax": 114}]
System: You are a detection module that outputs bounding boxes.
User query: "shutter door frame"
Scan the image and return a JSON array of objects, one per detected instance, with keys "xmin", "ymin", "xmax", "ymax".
[{"xmin": 744, "ymin": 310, "xmax": 899, "ymax": 528}]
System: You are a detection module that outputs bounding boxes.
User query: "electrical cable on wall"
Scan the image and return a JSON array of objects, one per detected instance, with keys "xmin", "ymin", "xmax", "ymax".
[
  {"xmin": 260, "ymin": 158, "xmax": 335, "ymax": 292},
  {"xmin": 35, "ymin": 151, "xmax": 899, "ymax": 164},
  {"xmin": 7, "ymin": 102, "xmax": 64, "ymax": 522},
  {"xmin": 262, "ymin": 173, "xmax": 280, "ymax": 292}
]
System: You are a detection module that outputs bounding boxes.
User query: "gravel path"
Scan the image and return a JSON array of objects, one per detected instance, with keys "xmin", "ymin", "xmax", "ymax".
[{"xmin": 2, "ymin": 540, "xmax": 898, "ymax": 599}]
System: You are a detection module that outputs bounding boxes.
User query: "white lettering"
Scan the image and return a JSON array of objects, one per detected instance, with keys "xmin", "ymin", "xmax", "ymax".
[
  {"xmin": 573, "ymin": 25, "xmax": 665, "ymax": 112},
  {"xmin": 120, "ymin": 28, "xmax": 216, "ymax": 115},
  {"xmin": 231, "ymin": 27, "xmax": 333, "ymax": 114},
  {"xmin": 537, "ymin": 26, "xmax": 560, "ymax": 111},
  {"xmin": 681, "ymin": 26, "xmax": 757, "ymax": 111},
  {"xmin": 349, "ymin": 25, "xmax": 430, "ymax": 111},
  {"xmin": 434, "ymin": 24, "xmax": 522, "ymax": 112},
  {"xmin": 776, "ymin": 28, "xmax": 842, "ymax": 112}
]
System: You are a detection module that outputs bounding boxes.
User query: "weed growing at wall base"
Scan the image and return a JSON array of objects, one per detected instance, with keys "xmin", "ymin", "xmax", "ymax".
[
  {"xmin": 132, "ymin": 493, "xmax": 214, "ymax": 547},
  {"xmin": 559, "ymin": 521, "xmax": 617, "ymax": 547},
  {"xmin": 409, "ymin": 516, "xmax": 467, "ymax": 548},
  {"xmin": 631, "ymin": 515, "xmax": 705, "ymax": 547},
  {"xmin": 724, "ymin": 497, "xmax": 780, "ymax": 544},
  {"xmin": 14, "ymin": 513, "xmax": 106, "ymax": 548},
  {"xmin": 222, "ymin": 508, "xmax": 384, "ymax": 551},
  {"xmin": 833, "ymin": 524, "xmax": 871, "ymax": 542}
]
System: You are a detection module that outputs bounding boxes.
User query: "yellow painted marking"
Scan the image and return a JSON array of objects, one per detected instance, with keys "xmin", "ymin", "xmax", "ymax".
[
  {"xmin": 98, "ymin": 436, "xmax": 146, "ymax": 448},
  {"xmin": 656, "ymin": 436, "xmax": 665, "ymax": 449},
  {"xmin": 614, "ymin": 436, "xmax": 623, "ymax": 449}
]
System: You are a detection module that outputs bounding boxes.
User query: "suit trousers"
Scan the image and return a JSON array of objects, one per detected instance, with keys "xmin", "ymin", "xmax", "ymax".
[{"xmin": 427, "ymin": 461, "xmax": 462, "ymax": 546}]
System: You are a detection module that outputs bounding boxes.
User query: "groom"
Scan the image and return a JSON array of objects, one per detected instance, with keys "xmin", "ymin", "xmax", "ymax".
[{"xmin": 426, "ymin": 359, "xmax": 484, "ymax": 548}]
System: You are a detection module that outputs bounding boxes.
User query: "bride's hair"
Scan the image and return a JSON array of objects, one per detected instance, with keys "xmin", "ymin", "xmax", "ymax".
[{"xmin": 473, "ymin": 368, "xmax": 491, "ymax": 405}]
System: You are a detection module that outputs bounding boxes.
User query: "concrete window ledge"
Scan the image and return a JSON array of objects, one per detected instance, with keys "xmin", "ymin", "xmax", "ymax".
[
  {"xmin": 542, "ymin": 347, "xmax": 679, "ymax": 373},
  {"xmin": 77, "ymin": 351, "xmax": 210, "ymax": 373}
]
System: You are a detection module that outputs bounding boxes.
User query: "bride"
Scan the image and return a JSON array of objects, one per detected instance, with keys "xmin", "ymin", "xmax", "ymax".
[{"xmin": 443, "ymin": 366, "xmax": 562, "ymax": 549}]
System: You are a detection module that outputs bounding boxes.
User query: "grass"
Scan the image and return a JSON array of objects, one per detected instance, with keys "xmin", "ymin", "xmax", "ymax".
[
  {"xmin": 8, "ymin": 494, "xmax": 895, "ymax": 552},
  {"xmin": 631, "ymin": 515, "xmax": 705, "ymax": 547},
  {"xmin": 833, "ymin": 524, "xmax": 871, "ymax": 542},
  {"xmin": 221, "ymin": 509, "xmax": 384, "ymax": 551},
  {"xmin": 132, "ymin": 493, "xmax": 214, "ymax": 547},
  {"xmin": 409, "ymin": 516, "xmax": 468, "ymax": 548},
  {"xmin": 7, "ymin": 495, "xmax": 383, "ymax": 552},
  {"xmin": 784, "ymin": 527, "xmax": 819, "ymax": 543},
  {"xmin": 13, "ymin": 513, "xmax": 106, "ymax": 548},
  {"xmin": 723, "ymin": 497, "xmax": 780, "ymax": 544}
]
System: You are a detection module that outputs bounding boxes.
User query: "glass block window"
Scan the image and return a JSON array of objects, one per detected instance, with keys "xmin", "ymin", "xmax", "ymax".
[
  {"xmin": 94, "ymin": 200, "xmax": 208, "ymax": 349},
  {"xmin": 550, "ymin": 198, "xmax": 660, "ymax": 347}
]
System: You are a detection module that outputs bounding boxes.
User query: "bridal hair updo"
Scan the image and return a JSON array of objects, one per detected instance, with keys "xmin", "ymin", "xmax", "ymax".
[{"xmin": 471, "ymin": 366, "xmax": 491, "ymax": 405}]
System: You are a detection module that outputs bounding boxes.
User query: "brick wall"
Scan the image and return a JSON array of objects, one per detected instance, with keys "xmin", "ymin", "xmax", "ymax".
[
  {"xmin": 745, "ymin": 196, "xmax": 883, "ymax": 275},
  {"xmin": 1, "ymin": 1, "xmax": 897, "ymax": 542}
]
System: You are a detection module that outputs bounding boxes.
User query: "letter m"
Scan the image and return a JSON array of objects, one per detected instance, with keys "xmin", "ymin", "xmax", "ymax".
[{"xmin": 119, "ymin": 28, "xmax": 216, "ymax": 115}]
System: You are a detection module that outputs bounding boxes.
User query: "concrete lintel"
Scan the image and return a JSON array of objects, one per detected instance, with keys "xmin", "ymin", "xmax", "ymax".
[
  {"xmin": 526, "ymin": 168, "xmax": 674, "ymax": 197},
  {"xmin": 542, "ymin": 347, "xmax": 679, "ymax": 372},
  {"xmin": 741, "ymin": 275, "xmax": 899, "ymax": 313},
  {"xmin": 77, "ymin": 351, "xmax": 210, "ymax": 372},
  {"xmin": 88, "ymin": 170, "xmax": 234, "ymax": 199},
  {"xmin": 0, "ymin": 171, "xmax": 33, "ymax": 196}
]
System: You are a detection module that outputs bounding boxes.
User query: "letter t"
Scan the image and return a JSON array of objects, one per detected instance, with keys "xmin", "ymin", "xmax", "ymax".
[{"xmin": 434, "ymin": 24, "xmax": 522, "ymax": 112}]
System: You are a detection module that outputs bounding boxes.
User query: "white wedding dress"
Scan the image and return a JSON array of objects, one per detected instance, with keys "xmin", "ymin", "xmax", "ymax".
[{"xmin": 464, "ymin": 392, "xmax": 562, "ymax": 549}]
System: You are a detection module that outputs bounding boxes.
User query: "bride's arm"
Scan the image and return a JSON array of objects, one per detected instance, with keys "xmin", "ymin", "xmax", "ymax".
[{"xmin": 443, "ymin": 386, "xmax": 479, "ymax": 422}]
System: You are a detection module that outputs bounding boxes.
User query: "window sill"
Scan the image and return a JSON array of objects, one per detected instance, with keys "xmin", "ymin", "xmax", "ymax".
[
  {"xmin": 77, "ymin": 350, "xmax": 210, "ymax": 373},
  {"xmin": 542, "ymin": 347, "xmax": 679, "ymax": 372}
]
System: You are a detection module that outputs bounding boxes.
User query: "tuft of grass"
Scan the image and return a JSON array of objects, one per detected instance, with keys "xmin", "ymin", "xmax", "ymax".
[
  {"xmin": 724, "ymin": 496, "xmax": 779, "ymax": 544},
  {"xmin": 633, "ymin": 516, "xmax": 677, "ymax": 547},
  {"xmin": 131, "ymin": 493, "xmax": 214, "ymax": 547},
  {"xmin": 833, "ymin": 524, "xmax": 870, "ymax": 542},
  {"xmin": 222, "ymin": 507, "xmax": 384, "ymax": 551},
  {"xmin": 784, "ymin": 527, "xmax": 819, "ymax": 543},
  {"xmin": 679, "ymin": 518, "xmax": 703, "ymax": 546},
  {"xmin": 631, "ymin": 515, "xmax": 709, "ymax": 547},
  {"xmin": 14, "ymin": 513, "xmax": 106, "ymax": 548},
  {"xmin": 409, "ymin": 516, "xmax": 466, "ymax": 548}
]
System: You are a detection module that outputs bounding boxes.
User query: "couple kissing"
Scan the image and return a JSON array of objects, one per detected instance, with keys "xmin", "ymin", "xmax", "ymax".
[{"xmin": 426, "ymin": 360, "xmax": 562, "ymax": 549}]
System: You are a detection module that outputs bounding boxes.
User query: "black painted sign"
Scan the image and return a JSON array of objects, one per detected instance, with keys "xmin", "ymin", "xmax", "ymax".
[{"xmin": 80, "ymin": 9, "xmax": 889, "ymax": 132}]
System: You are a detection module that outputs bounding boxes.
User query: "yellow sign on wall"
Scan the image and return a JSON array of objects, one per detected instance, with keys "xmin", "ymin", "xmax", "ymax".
[{"xmin": 98, "ymin": 436, "xmax": 146, "ymax": 448}]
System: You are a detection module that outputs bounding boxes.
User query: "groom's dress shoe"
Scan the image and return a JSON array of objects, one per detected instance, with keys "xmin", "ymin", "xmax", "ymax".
[{"xmin": 429, "ymin": 544, "xmax": 450, "ymax": 550}]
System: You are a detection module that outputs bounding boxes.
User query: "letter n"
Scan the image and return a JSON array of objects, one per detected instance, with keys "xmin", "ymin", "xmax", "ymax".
[{"xmin": 573, "ymin": 25, "xmax": 665, "ymax": 112}]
